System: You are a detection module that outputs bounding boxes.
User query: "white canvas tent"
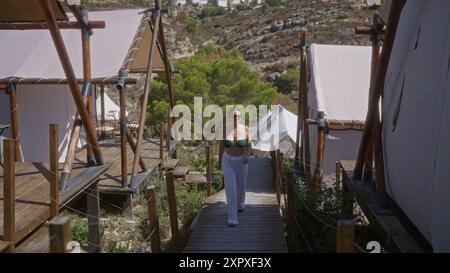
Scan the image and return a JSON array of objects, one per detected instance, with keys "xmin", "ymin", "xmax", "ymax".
[
  {"xmin": 251, "ymin": 105, "xmax": 298, "ymax": 158},
  {"xmin": 96, "ymin": 93, "xmax": 128, "ymax": 121},
  {"xmin": 382, "ymin": 0, "xmax": 450, "ymax": 252},
  {"xmin": 307, "ymin": 44, "xmax": 371, "ymax": 174},
  {"xmin": 0, "ymin": 9, "xmax": 164, "ymax": 163}
]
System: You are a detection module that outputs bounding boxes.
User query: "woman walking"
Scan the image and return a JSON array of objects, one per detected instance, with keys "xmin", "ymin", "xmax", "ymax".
[{"xmin": 219, "ymin": 110, "xmax": 252, "ymax": 227}]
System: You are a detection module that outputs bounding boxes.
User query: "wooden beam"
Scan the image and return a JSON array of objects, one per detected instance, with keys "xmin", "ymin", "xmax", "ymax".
[
  {"xmin": 0, "ymin": 77, "xmax": 137, "ymax": 85},
  {"xmin": 0, "ymin": 21, "xmax": 106, "ymax": 30},
  {"xmin": 299, "ymin": 31, "xmax": 311, "ymax": 180},
  {"xmin": 81, "ymin": 11, "xmax": 96, "ymax": 166},
  {"xmin": 306, "ymin": 119, "xmax": 365, "ymax": 131},
  {"xmin": 3, "ymin": 139, "xmax": 15, "ymax": 247},
  {"xmin": 49, "ymin": 124, "xmax": 59, "ymax": 217},
  {"xmin": 131, "ymin": 10, "xmax": 162, "ymax": 180},
  {"xmin": 160, "ymin": 122, "xmax": 165, "ymax": 164},
  {"xmin": 49, "ymin": 216, "xmax": 72, "ymax": 253},
  {"xmin": 336, "ymin": 219, "xmax": 355, "ymax": 253},
  {"xmin": 146, "ymin": 186, "xmax": 161, "ymax": 253},
  {"xmin": 296, "ymin": 30, "xmax": 307, "ymax": 171},
  {"xmin": 206, "ymin": 146, "xmax": 212, "ymax": 197},
  {"xmin": 166, "ymin": 171, "xmax": 180, "ymax": 252},
  {"xmin": 39, "ymin": 0, "xmax": 103, "ymax": 165},
  {"xmin": 126, "ymin": 131, "xmax": 147, "ymax": 171},
  {"xmin": 118, "ymin": 85, "xmax": 129, "ymax": 188},
  {"xmin": 313, "ymin": 113, "xmax": 325, "ymax": 190},
  {"xmin": 87, "ymin": 183, "xmax": 100, "ymax": 251},
  {"xmin": 287, "ymin": 172, "xmax": 297, "ymax": 252},
  {"xmin": 100, "ymin": 85, "xmax": 106, "ymax": 139},
  {"xmin": 354, "ymin": 0, "xmax": 406, "ymax": 179},
  {"xmin": 8, "ymin": 89, "xmax": 21, "ymax": 162},
  {"xmin": 355, "ymin": 26, "xmax": 373, "ymax": 35}
]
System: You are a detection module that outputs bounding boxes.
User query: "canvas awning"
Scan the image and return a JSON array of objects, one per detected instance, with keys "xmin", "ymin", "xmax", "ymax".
[
  {"xmin": 308, "ymin": 44, "xmax": 371, "ymax": 121},
  {"xmin": 0, "ymin": 9, "xmax": 165, "ymax": 82},
  {"xmin": 251, "ymin": 105, "xmax": 298, "ymax": 156},
  {"xmin": 0, "ymin": 0, "xmax": 67, "ymax": 23}
]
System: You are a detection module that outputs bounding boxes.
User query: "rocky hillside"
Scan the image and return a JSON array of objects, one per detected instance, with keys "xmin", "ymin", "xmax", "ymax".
[
  {"xmin": 193, "ymin": 0, "xmax": 377, "ymax": 79},
  {"xmin": 87, "ymin": 0, "xmax": 377, "ymax": 78}
]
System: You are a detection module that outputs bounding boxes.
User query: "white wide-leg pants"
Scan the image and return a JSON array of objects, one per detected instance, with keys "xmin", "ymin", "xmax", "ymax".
[{"xmin": 221, "ymin": 152, "xmax": 248, "ymax": 225}]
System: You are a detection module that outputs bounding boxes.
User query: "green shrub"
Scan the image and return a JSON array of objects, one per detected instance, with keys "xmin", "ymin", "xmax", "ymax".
[{"xmin": 274, "ymin": 69, "xmax": 300, "ymax": 94}]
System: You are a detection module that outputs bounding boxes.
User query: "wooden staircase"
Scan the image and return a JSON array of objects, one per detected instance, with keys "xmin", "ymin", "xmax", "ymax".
[{"xmin": 162, "ymin": 157, "xmax": 210, "ymax": 186}]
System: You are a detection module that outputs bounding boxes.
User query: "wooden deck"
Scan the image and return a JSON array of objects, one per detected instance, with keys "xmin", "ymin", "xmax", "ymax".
[
  {"xmin": 184, "ymin": 157, "xmax": 288, "ymax": 253},
  {"xmin": 75, "ymin": 138, "xmax": 177, "ymax": 194},
  {"xmin": 0, "ymin": 161, "xmax": 109, "ymax": 248},
  {"xmin": 339, "ymin": 160, "xmax": 429, "ymax": 253}
]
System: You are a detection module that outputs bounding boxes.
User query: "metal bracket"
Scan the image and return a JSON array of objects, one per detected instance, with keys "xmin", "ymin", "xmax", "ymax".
[
  {"xmin": 5, "ymin": 78, "xmax": 16, "ymax": 94},
  {"xmin": 116, "ymin": 70, "xmax": 129, "ymax": 92},
  {"xmin": 317, "ymin": 111, "xmax": 329, "ymax": 134},
  {"xmin": 140, "ymin": 7, "xmax": 161, "ymax": 16},
  {"xmin": 82, "ymin": 81, "xmax": 92, "ymax": 97}
]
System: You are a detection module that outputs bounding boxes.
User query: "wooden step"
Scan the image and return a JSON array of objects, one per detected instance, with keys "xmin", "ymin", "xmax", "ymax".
[
  {"xmin": 162, "ymin": 159, "xmax": 179, "ymax": 170},
  {"xmin": 185, "ymin": 174, "xmax": 208, "ymax": 185},
  {"xmin": 0, "ymin": 240, "xmax": 11, "ymax": 253},
  {"xmin": 15, "ymin": 225, "xmax": 50, "ymax": 253},
  {"xmin": 173, "ymin": 166, "xmax": 190, "ymax": 178}
]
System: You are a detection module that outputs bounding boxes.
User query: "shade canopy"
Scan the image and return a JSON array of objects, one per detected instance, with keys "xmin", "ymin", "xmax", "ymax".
[
  {"xmin": 251, "ymin": 105, "xmax": 298, "ymax": 156},
  {"xmin": 308, "ymin": 44, "xmax": 371, "ymax": 121},
  {"xmin": 0, "ymin": 9, "xmax": 165, "ymax": 81},
  {"xmin": 307, "ymin": 44, "xmax": 371, "ymax": 174},
  {"xmin": 0, "ymin": 0, "xmax": 67, "ymax": 22}
]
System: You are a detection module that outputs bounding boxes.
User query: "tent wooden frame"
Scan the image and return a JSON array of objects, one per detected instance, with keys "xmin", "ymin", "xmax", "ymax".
[
  {"xmin": 0, "ymin": 1, "xmax": 175, "ymax": 192},
  {"xmin": 353, "ymin": 0, "xmax": 407, "ymax": 193},
  {"xmin": 0, "ymin": 0, "xmax": 105, "ymax": 169},
  {"xmin": 295, "ymin": 30, "xmax": 367, "ymax": 188},
  {"xmin": 336, "ymin": 0, "xmax": 431, "ymax": 253}
]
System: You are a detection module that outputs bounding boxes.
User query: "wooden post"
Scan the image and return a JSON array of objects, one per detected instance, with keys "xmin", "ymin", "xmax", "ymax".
[
  {"xmin": 119, "ymin": 85, "xmax": 128, "ymax": 188},
  {"xmin": 146, "ymin": 186, "xmax": 161, "ymax": 253},
  {"xmin": 336, "ymin": 219, "xmax": 355, "ymax": 253},
  {"xmin": 301, "ymin": 35, "xmax": 311, "ymax": 180},
  {"xmin": 296, "ymin": 30, "xmax": 308, "ymax": 172},
  {"xmin": 153, "ymin": 1, "xmax": 175, "ymax": 153},
  {"xmin": 100, "ymin": 84, "xmax": 106, "ymax": 139},
  {"xmin": 166, "ymin": 109, "xmax": 172, "ymax": 153},
  {"xmin": 39, "ymin": 0, "xmax": 103, "ymax": 165},
  {"xmin": 126, "ymin": 132, "xmax": 147, "ymax": 171},
  {"xmin": 131, "ymin": 9, "xmax": 162, "ymax": 180},
  {"xmin": 206, "ymin": 145, "xmax": 212, "ymax": 196},
  {"xmin": 278, "ymin": 151, "xmax": 284, "ymax": 199},
  {"xmin": 8, "ymin": 86, "xmax": 20, "ymax": 162},
  {"xmin": 373, "ymin": 118, "xmax": 386, "ymax": 192},
  {"xmin": 160, "ymin": 122, "xmax": 165, "ymax": 164},
  {"xmin": 86, "ymin": 183, "xmax": 100, "ymax": 251},
  {"xmin": 313, "ymin": 112, "xmax": 325, "ymax": 192},
  {"xmin": 353, "ymin": 0, "xmax": 406, "ymax": 179},
  {"xmin": 166, "ymin": 171, "xmax": 180, "ymax": 252},
  {"xmin": 49, "ymin": 124, "xmax": 59, "ymax": 217},
  {"xmin": 275, "ymin": 149, "xmax": 281, "ymax": 205},
  {"xmin": 335, "ymin": 161, "xmax": 342, "ymax": 193},
  {"xmin": 270, "ymin": 150, "xmax": 277, "ymax": 189},
  {"xmin": 287, "ymin": 172, "xmax": 297, "ymax": 252},
  {"xmin": 3, "ymin": 139, "xmax": 15, "ymax": 247},
  {"xmin": 49, "ymin": 216, "xmax": 72, "ymax": 253},
  {"xmin": 81, "ymin": 8, "xmax": 95, "ymax": 166}
]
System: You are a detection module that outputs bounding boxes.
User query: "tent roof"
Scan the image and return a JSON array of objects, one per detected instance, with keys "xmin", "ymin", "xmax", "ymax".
[
  {"xmin": 251, "ymin": 105, "xmax": 298, "ymax": 152},
  {"xmin": 0, "ymin": 0, "xmax": 67, "ymax": 22},
  {"xmin": 0, "ymin": 9, "xmax": 165, "ymax": 81},
  {"xmin": 308, "ymin": 44, "xmax": 371, "ymax": 121}
]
